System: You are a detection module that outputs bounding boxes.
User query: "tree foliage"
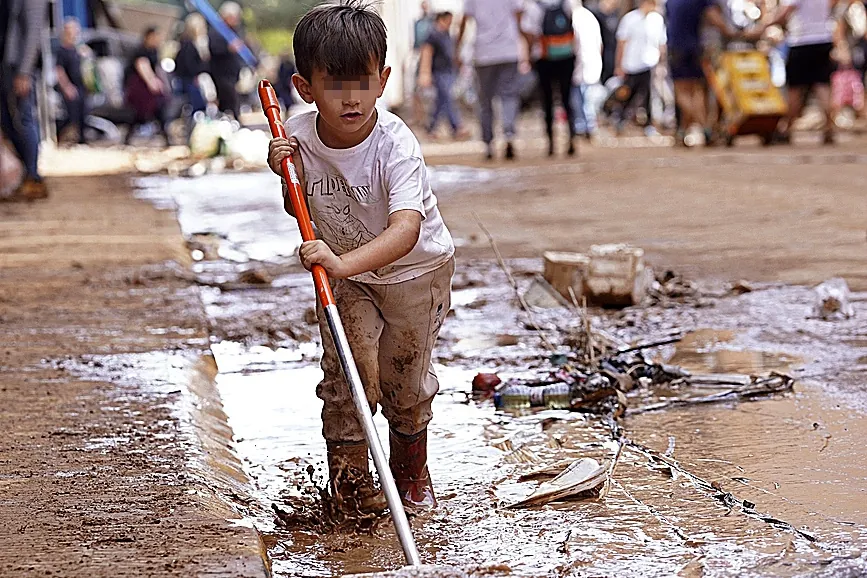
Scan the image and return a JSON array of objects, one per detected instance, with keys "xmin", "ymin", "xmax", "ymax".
[{"xmin": 243, "ymin": 0, "xmax": 324, "ymax": 29}]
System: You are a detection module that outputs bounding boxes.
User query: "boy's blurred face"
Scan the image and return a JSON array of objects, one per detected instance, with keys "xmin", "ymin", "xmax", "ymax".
[{"xmin": 294, "ymin": 61, "xmax": 391, "ymax": 142}]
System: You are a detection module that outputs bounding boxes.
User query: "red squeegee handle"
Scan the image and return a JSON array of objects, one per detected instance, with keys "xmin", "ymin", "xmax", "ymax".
[{"xmin": 258, "ymin": 80, "xmax": 335, "ymax": 308}]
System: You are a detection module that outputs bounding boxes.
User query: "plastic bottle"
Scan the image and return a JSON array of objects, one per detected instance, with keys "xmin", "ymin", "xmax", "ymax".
[
  {"xmin": 542, "ymin": 383, "xmax": 572, "ymax": 409},
  {"xmin": 494, "ymin": 384, "xmax": 533, "ymax": 409},
  {"xmin": 493, "ymin": 383, "xmax": 572, "ymax": 410}
]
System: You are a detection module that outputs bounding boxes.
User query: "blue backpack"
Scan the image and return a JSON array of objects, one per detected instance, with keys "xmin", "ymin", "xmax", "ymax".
[{"xmin": 540, "ymin": 1, "xmax": 575, "ymax": 60}]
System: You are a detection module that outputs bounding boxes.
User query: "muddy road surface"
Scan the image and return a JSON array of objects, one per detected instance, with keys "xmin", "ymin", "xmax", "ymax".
[{"xmin": 135, "ymin": 142, "xmax": 867, "ymax": 577}]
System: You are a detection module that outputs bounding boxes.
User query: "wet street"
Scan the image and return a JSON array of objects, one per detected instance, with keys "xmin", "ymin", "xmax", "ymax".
[{"xmin": 134, "ymin": 145, "xmax": 867, "ymax": 577}]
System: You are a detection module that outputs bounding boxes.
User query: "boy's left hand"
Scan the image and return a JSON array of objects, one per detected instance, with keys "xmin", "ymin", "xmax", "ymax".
[{"xmin": 299, "ymin": 240, "xmax": 349, "ymax": 278}]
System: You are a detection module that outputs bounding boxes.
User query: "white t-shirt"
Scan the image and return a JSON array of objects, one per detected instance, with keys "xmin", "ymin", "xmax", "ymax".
[
  {"xmin": 573, "ymin": 5, "xmax": 603, "ymax": 85},
  {"xmin": 781, "ymin": 0, "xmax": 834, "ymax": 46},
  {"xmin": 616, "ymin": 9, "xmax": 667, "ymax": 74},
  {"xmin": 284, "ymin": 109, "xmax": 454, "ymax": 285},
  {"xmin": 464, "ymin": 0, "xmax": 524, "ymax": 66}
]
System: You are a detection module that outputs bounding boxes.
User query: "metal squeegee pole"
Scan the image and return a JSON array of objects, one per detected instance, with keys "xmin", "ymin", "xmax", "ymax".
[{"xmin": 257, "ymin": 81, "xmax": 421, "ymax": 567}]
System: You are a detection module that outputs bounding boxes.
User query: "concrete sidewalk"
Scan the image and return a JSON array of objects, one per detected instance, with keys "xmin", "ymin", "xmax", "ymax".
[{"xmin": 0, "ymin": 175, "xmax": 270, "ymax": 577}]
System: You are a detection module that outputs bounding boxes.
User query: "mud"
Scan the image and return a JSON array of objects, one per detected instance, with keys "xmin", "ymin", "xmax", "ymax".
[
  {"xmin": 5, "ymin": 139, "xmax": 865, "ymax": 576},
  {"xmin": 0, "ymin": 175, "xmax": 268, "ymax": 577},
  {"xmin": 132, "ymin": 145, "xmax": 867, "ymax": 576}
]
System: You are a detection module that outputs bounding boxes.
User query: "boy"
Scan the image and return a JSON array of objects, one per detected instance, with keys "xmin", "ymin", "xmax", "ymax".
[{"xmin": 267, "ymin": 0, "xmax": 455, "ymax": 514}]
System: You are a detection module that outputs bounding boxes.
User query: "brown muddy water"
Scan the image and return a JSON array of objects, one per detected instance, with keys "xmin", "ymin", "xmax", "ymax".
[{"xmin": 138, "ymin": 171, "xmax": 867, "ymax": 577}]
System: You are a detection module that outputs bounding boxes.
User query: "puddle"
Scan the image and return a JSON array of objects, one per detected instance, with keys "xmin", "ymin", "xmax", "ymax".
[
  {"xmin": 137, "ymin": 171, "xmax": 867, "ymax": 576},
  {"xmin": 210, "ymin": 285, "xmax": 867, "ymax": 577},
  {"xmin": 668, "ymin": 329, "xmax": 803, "ymax": 375}
]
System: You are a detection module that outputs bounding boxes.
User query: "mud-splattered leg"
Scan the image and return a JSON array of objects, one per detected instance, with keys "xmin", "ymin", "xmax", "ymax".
[
  {"xmin": 377, "ymin": 259, "xmax": 454, "ymax": 436},
  {"xmin": 316, "ymin": 278, "xmax": 384, "ymax": 443}
]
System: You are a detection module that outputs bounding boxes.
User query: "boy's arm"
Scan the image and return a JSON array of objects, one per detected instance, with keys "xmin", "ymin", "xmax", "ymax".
[
  {"xmin": 300, "ymin": 211, "xmax": 421, "ymax": 279},
  {"xmin": 300, "ymin": 155, "xmax": 427, "ymax": 279},
  {"xmin": 269, "ymin": 136, "xmax": 307, "ymax": 218}
]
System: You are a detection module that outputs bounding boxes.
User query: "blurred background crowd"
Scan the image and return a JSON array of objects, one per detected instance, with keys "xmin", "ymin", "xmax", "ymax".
[{"xmin": 1, "ymin": 0, "xmax": 865, "ymax": 199}]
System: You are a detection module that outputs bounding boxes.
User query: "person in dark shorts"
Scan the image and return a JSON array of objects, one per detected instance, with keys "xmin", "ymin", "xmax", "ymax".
[
  {"xmin": 666, "ymin": 0, "xmax": 752, "ymax": 146},
  {"xmin": 770, "ymin": 0, "xmax": 837, "ymax": 144}
]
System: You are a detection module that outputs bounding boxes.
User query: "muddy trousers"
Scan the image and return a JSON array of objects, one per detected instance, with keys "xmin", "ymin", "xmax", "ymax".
[
  {"xmin": 535, "ymin": 57, "xmax": 577, "ymax": 142},
  {"xmin": 316, "ymin": 258, "xmax": 455, "ymax": 443}
]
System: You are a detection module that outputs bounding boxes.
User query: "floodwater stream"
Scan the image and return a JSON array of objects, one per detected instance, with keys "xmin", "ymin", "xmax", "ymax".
[{"xmin": 138, "ymin": 170, "xmax": 867, "ymax": 577}]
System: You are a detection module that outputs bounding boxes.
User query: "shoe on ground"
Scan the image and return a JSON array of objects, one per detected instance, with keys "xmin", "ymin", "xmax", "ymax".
[
  {"xmin": 644, "ymin": 126, "xmax": 660, "ymax": 137},
  {"xmin": 504, "ymin": 142, "xmax": 515, "ymax": 161},
  {"xmin": 389, "ymin": 427, "xmax": 437, "ymax": 511},
  {"xmin": 453, "ymin": 127, "xmax": 471, "ymax": 141},
  {"xmin": 484, "ymin": 143, "xmax": 494, "ymax": 161},
  {"xmin": 326, "ymin": 441, "xmax": 387, "ymax": 515},
  {"xmin": 771, "ymin": 131, "xmax": 791, "ymax": 145},
  {"xmin": 15, "ymin": 178, "xmax": 49, "ymax": 201},
  {"xmin": 822, "ymin": 131, "xmax": 835, "ymax": 145},
  {"xmin": 567, "ymin": 138, "xmax": 576, "ymax": 157}
]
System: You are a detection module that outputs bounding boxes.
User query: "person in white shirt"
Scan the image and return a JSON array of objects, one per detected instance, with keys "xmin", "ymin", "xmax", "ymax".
[
  {"xmin": 457, "ymin": 0, "xmax": 526, "ymax": 160},
  {"xmin": 614, "ymin": 0, "xmax": 667, "ymax": 136},
  {"xmin": 570, "ymin": 0, "xmax": 603, "ymax": 139},
  {"xmin": 769, "ymin": 0, "xmax": 842, "ymax": 144}
]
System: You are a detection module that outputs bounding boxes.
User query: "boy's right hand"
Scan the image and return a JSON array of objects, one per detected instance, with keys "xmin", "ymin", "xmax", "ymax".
[{"xmin": 268, "ymin": 137, "xmax": 306, "ymax": 190}]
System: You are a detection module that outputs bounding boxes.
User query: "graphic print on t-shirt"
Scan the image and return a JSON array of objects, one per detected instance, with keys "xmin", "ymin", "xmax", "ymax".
[
  {"xmin": 318, "ymin": 204, "xmax": 376, "ymax": 254},
  {"xmin": 308, "ymin": 173, "xmax": 379, "ymax": 204},
  {"xmin": 284, "ymin": 109, "xmax": 455, "ymax": 284}
]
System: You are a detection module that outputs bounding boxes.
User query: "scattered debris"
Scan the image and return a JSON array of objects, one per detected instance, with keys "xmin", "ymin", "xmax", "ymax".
[
  {"xmin": 647, "ymin": 270, "xmax": 703, "ymax": 305},
  {"xmin": 729, "ymin": 280, "xmax": 754, "ymax": 295},
  {"xmin": 543, "ymin": 251, "xmax": 590, "ymax": 303},
  {"xmin": 813, "ymin": 278, "xmax": 855, "ymax": 320},
  {"xmin": 509, "ymin": 458, "xmax": 609, "ymax": 508},
  {"xmin": 472, "ymin": 373, "xmax": 502, "ymax": 395},
  {"xmin": 628, "ymin": 373, "xmax": 795, "ymax": 415},
  {"xmin": 303, "ymin": 307, "xmax": 319, "ymax": 326},
  {"xmin": 238, "ymin": 268, "xmax": 273, "ymax": 286},
  {"xmin": 523, "ymin": 277, "xmax": 570, "ymax": 309},
  {"xmin": 584, "ymin": 244, "xmax": 650, "ymax": 307}
]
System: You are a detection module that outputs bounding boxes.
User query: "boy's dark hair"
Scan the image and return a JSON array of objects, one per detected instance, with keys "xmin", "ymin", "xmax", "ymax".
[
  {"xmin": 143, "ymin": 25, "xmax": 158, "ymax": 38},
  {"xmin": 294, "ymin": 0, "xmax": 387, "ymax": 81},
  {"xmin": 435, "ymin": 11, "xmax": 453, "ymax": 21}
]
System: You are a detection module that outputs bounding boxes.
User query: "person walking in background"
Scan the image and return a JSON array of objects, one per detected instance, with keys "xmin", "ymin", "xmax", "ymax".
[
  {"xmin": 276, "ymin": 52, "xmax": 297, "ymax": 111},
  {"xmin": 614, "ymin": 0, "xmax": 667, "ymax": 136},
  {"xmin": 0, "ymin": 0, "xmax": 49, "ymax": 200},
  {"xmin": 571, "ymin": 0, "xmax": 603, "ymax": 141},
  {"xmin": 411, "ymin": 1, "xmax": 435, "ymax": 128},
  {"xmin": 175, "ymin": 13, "xmax": 209, "ymax": 116},
  {"xmin": 457, "ymin": 0, "xmax": 526, "ymax": 161},
  {"xmin": 124, "ymin": 26, "xmax": 170, "ymax": 145},
  {"xmin": 414, "ymin": 0, "xmax": 434, "ymax": 50},
  {"xmin": 769, "ymin": 0, "xmax": 839, "ymax": 144},
  {"xmin": 524, "ymin": 0, "xmax": 578, "ymax": 157},
  {"xmin": 665, "ymin": 0, "xmax": 748, "ymax": 146},
  {"xmin": 418, "ymin": 11, "xmax": 471, "ymax": 140},
  {"xmin": 209, "ymin": 1, "xmax": 244, "ymax": 120},
  {"xmin": 591, "ymin": 0, "xmax": 621, "ymax": 85},
  {"xmin": 55, "ymin": 18, "xmax": 88, "ymax": 145}
]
